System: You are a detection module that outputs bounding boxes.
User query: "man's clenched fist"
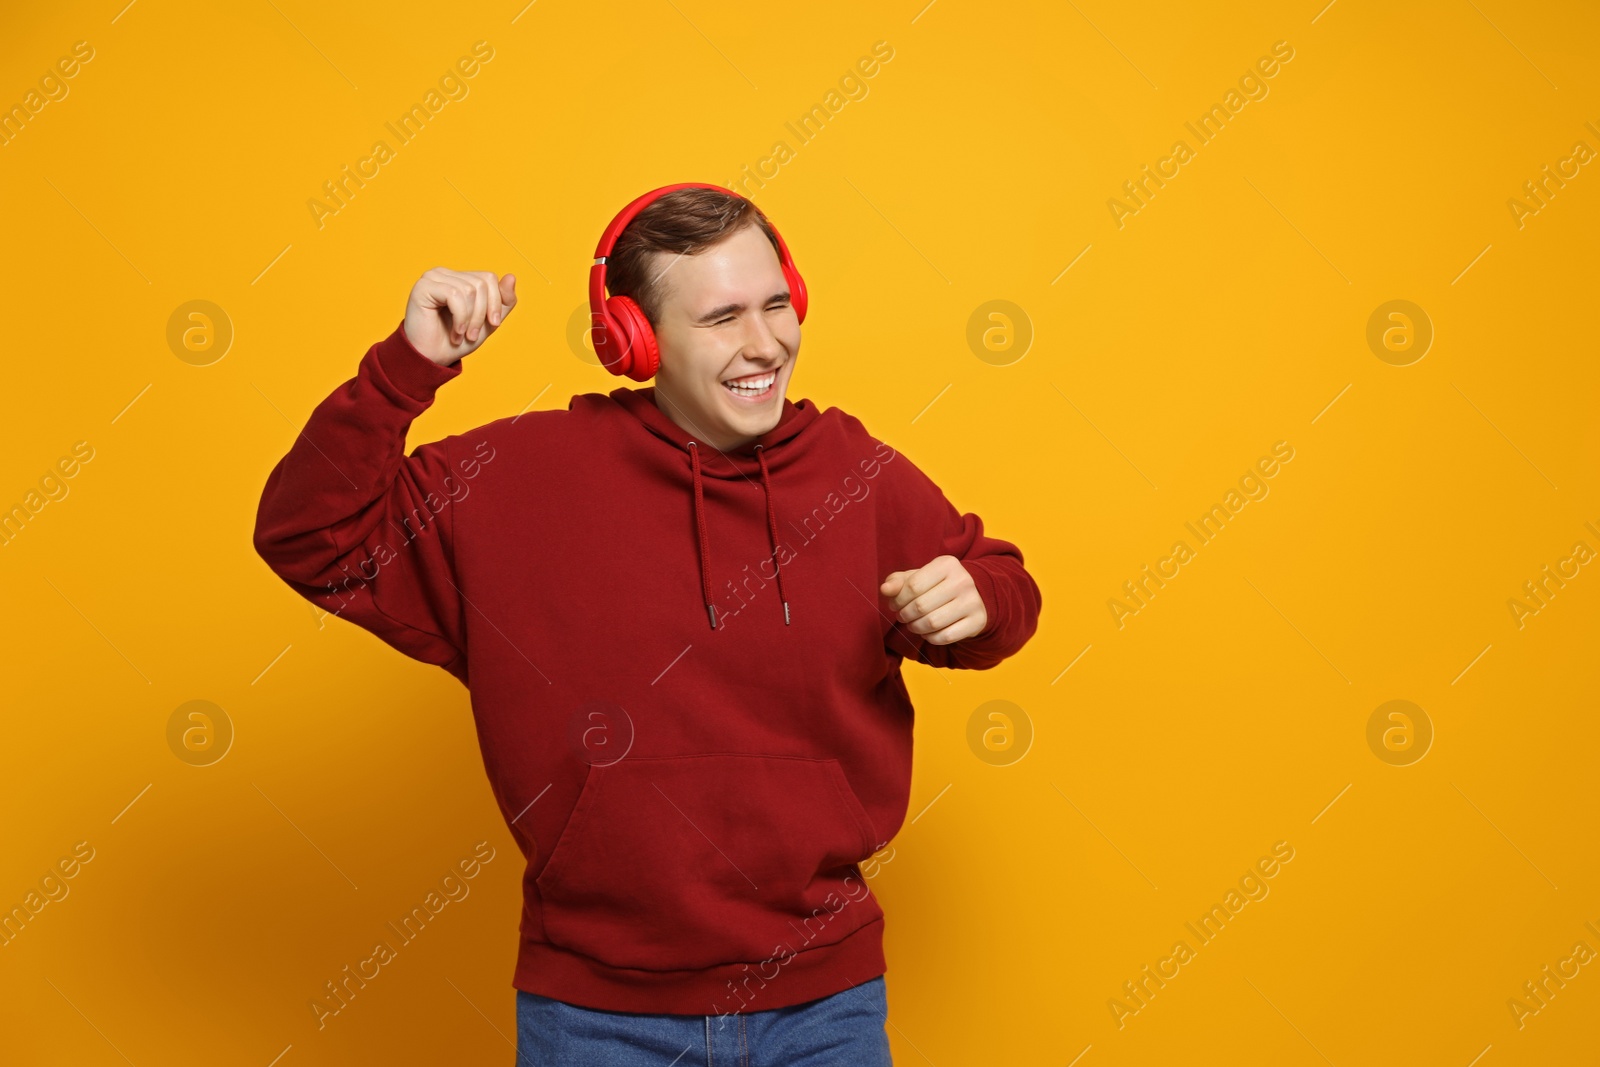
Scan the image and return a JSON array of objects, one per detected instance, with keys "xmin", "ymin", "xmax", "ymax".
[
  {"xmin": 403, "ymin": 268, "xmax": 518, "ymax": 366},
  {"xmin": 880, "ymin": 555, "xmax": 988, "ymax": 645}
]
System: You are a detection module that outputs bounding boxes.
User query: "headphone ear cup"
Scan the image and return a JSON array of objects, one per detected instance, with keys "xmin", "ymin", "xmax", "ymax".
[
  {"xmin": 784, "ymin": 264, "xmax": 808, "ymax": 324},
  {"xmin": 600, "ymin": 295, "xmax": 660, "ymax": 381}
]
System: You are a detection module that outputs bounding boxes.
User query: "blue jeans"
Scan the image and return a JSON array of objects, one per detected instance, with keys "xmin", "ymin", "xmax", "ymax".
[{"xmin": 515, "ymin": 975, "xmax": 893, "ymax": 1066}]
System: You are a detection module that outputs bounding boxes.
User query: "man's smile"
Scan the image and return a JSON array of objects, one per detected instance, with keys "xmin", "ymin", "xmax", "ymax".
[{"xmin": 720, "ymin": 367, "xmax": 783, "ymax": 402}]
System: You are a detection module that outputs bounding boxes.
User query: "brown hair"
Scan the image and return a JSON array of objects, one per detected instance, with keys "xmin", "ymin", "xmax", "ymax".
[{"xmin": 605, "ymin": 187, "xmax": 783, "ymax": 327}]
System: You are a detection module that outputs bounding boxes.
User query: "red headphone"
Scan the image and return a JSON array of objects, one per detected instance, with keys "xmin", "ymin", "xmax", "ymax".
[{"xmin": 588, "ymin": 182, "xmax": 808, "ymax": 381}]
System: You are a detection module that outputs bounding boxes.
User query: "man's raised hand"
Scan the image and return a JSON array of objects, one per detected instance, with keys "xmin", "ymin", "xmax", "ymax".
[
  {"xmin": 403, "ymin": 268, "xmax": 518, "ymax": 367},
  {"xmin": 879, "ymin": 555, "xmax": 989, "ymax": 646}
]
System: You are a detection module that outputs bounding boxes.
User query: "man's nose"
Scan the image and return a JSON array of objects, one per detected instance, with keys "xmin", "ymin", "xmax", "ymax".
[{"xmin": 742, "ymin": 310, "xmax": 785, "ymax": 360}]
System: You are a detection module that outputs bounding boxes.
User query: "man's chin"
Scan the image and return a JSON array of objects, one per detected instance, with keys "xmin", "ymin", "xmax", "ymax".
[{"xmin": 727, "ymin": 412, "xmax": 784, "ymax": 443}]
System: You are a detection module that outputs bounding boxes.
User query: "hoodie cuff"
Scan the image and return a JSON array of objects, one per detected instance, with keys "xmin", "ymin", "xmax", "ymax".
[{"xmin": 374, "ymin": 320, "xmax": 462, "ymax": 404}]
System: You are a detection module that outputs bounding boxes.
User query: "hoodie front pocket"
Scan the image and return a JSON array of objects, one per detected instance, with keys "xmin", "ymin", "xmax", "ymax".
[{"xmin": 534, "ymin": 753, "xmax": 882, "ymax": 972}]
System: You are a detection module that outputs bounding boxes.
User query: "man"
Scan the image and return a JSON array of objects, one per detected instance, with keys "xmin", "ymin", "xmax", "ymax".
[{"xmin": 253, "ymin": 183, "xmax": 1042, "ymax": 1064}]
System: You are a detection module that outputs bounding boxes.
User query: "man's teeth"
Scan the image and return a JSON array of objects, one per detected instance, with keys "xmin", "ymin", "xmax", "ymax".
[{"xmin": 723, "ymin": 373, "xmax": 775, "ymax": 395}]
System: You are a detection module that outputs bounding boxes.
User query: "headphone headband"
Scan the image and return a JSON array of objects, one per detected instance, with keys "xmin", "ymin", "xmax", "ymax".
[{"xmin": 587, "ymin": 183, "xmax": 808, "ymax": 381}]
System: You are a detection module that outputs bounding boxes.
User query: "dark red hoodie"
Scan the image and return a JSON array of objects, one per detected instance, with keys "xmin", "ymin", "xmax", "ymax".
[{"xmin": 253, "ymin": 322, "xmax": 1043, "ymax": 1015}]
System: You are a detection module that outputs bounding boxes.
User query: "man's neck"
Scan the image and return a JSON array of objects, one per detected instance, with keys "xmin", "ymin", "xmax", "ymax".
[{"xmin": 653, "ymin": 386, "xmax": 749, "ymax": 452}]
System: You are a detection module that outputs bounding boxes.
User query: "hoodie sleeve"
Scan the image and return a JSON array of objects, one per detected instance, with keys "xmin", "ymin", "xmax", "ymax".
[
  {"xmin": 877, "ymin": 445, "xmax": 1043, "ymax": 671},
  {"xmin": 252, "ymin": 321, "xmax": 472, "ymax": 685}
]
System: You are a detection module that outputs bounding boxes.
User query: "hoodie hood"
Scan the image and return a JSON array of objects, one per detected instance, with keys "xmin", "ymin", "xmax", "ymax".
[{"xmin": 610, "ymin": 386, "xmax": 822, "ymax": 632}]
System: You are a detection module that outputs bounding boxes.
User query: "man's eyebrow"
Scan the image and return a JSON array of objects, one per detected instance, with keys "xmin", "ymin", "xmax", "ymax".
[{"xmin": 693, "ymin": 291, "xmax": 791, "ymax": 325}]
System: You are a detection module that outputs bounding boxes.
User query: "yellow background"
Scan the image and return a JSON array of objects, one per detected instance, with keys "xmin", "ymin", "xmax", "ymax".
[{"xmin": 3, "ymin": 0, "xmax": 1598, "ymax": 1063}]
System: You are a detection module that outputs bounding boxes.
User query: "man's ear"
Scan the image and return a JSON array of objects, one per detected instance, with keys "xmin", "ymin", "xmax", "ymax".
[
  {"xmin": 649, "ymin": 311, "xmax": 680, "ymax": 378},
  {"xmin": 648, "ymin": 330, "xmax": 668, "ymax": 379}
]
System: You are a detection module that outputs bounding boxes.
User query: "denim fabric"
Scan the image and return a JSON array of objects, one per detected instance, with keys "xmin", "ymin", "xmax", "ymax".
[{"xmin": 515, "ymin": 975, "xmax": 893, "ymax": 1066}]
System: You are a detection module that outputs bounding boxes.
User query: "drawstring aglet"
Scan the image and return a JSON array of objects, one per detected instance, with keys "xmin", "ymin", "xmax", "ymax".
[{"xmin": 707, "ymin": 603, "xmax": 718, "ymax": 630}]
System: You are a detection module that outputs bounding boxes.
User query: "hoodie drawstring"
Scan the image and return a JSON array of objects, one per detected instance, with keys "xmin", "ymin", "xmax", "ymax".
[
  {"xmin": 686, "ymin": 440, "xmax": 791, "ymax": 631},
  {"xmin": 753, "ymin": 444, "xmax": 792, "ymax": 626},
  {"xmin": 687, "ymin": 441, "xmax": 718, "ymax": 630}
]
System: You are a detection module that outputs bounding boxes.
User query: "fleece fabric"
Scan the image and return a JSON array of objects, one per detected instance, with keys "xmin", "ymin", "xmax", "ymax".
[{"xmin": 253, "ymin": 321, "xmax": 1043, "ymax": 1015}]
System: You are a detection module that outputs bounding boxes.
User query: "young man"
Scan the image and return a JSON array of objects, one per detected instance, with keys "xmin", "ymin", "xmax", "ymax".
[{"xmin": 253, "ymin": 184, "xmax": 1042, "ymax": 1064}]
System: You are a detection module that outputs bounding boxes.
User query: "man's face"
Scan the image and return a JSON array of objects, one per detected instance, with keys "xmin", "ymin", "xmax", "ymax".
[{"xmin": 649, "ymin": 224, "xmax": 801, "ymax": 452}]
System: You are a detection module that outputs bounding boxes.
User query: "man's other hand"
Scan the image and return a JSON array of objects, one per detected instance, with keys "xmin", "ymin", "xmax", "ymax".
[
  {"xmin": 880, "ymin": 555, "xmax": 988, "ymax": 646},
  {"xmin": 403, "ymin": 268, "xmax": 518, "ymax": 366}
]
